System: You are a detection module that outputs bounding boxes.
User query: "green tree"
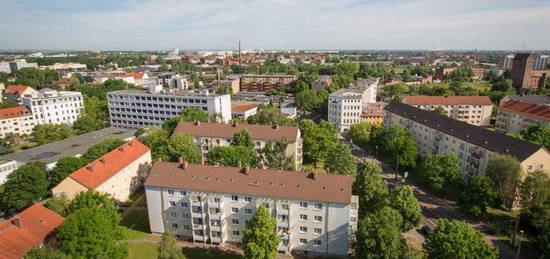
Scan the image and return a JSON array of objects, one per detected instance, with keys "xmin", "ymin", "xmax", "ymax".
[
  {"xmin": 299, "ymin": 120, "xmax": 338, "ymax": 165},
  {"xmin": 157, "ymin": 232, "xmax": 186, "ymax": 259},
  {"xmin": 433, "ymin": 106, "xmax": 449, "ymax": 116},
  {"xmin": 370, "ymin": 125, "xmax": 417, "ymax": 169},
  {"xmin": 349, "ymin": 122, "xmax": 374, "ymax": 149},
  {"xmin": 45, "ymin": 194, "xmax": 71, "ymax": 217},
  {"xmin": 519, "ymin": 171, "xmax": 550, "ymax": 231},
  {"xmin": 25, "ymin": 247, "xmax": 68, "ymax": 259},
  {"xmin": 14, "ymin": 68, "xmax": 59, "ymax": 89},
  {"xmin": 486, "ymin": 153, "xmax": 521, "ymax": 208},
  {"xmin": 247, "ymin": 105, "xmax": 295, "ymax": 126},
  {"xmin": 352, "ymin": 162, "xmax": 388, "ymax": 215},
  {"xmin": 535, "ymin": 227, "xmax": 550, "ymax": 259},
  {"xmin": 424, "ymin": 219, "xmax": 498, "ymax": 259},
  {"xmin": 81, "ymin": 137, "xmax": 125, "ymax": 162},
  {"xmin": 354, "ymin": 206, "xmax": 404, "ymax": 259},
  {"xmin": 242, "ymin": 206, "xmax": 279, "ymax": 259},
  {"xmin": 0, "ymin": 99, "xmax": 19, "ymax": 108},
  {"xmin": 166, "ymin": 134, "xmax": 201, "ymax": 163},
  {"xmin": 136, "ymin": 127, "xmax": 171, "ymax": 161},
  {"xmin": 231, "ymin": 129, "xmax": 255, "ymax": 150},
  {"xmin": 57, "ymin": 207, "xmax": 127, "ymax": 259},
  {"xmin": 0, "ymin": 162, "xmax": 49, "ymax": 212},
  {"xmin": 295, "ymin": 89, "xmax": 321, "ymax": 113},
  {"xmin": 162, "ymin": 107, "xmax": 210, "ymax": 133},
  {"xmin": 33, "ymin": 124, "xmax": 75, "ymax": 145},
  {"xmin": 68, "ymin": 190, "xmax": 119, "ymax": 221},
  {"xmin": 520, "ymin": 123, "xmax": 550, "ymax": 149},
  {"xmin": 458, "ymin": 175, "xmax": 496, "ymax": 216},
  {"xmin": 325, "ymin": 142, "xmax": 357, "ymax": 175},
  {"xmin": 261, "ymin": 140, "xmax": 294, "ymax": 170},
  {"xmin": 417, "ymin": 154, "xmax": 461, "ymax": 191},
  {"xmin": 207, "ymin": 146, "xmax": 256, "ymax": 167},
  {"xmin": 389, "ymin": 185, "xmax": 423, "ymax": 231},
  {"xmin": 72, "ymin": 96, "xmax": 107, "ymax": 134},
  {"xmin": 48, "ymin": 156, "xmax": 87, "ymax": 186}
]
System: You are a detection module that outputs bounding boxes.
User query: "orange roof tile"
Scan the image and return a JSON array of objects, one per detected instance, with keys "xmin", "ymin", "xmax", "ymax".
[
  {"xmin": 0, "ymin": 106, "xmax": 32, "ymax": 120},
  {"xmin": 500, "ymin": 100, "xmax": 550, "ymax": 121},
  {"xmin": 174, "ymin": 121, "xmax": 299, "ymax": 142},
  {"xmin": 67, "ymin": 139, "xmax": 150, "ymax": 189},
  {"xmin": 231, "ymin": 101, "xmax": 261, "ymax": 113},
  {"xmin": 0, "ymin": 204, "xmax": 64, "ymax": 259},
  {"xmin": 123, "ymin": 72, "xmax": 145, "ymax": 79},
  {"xmin": 403, "ymin": 95, "xmax": 493, "ymax": 106},
  {"xmin": 4, "ymin": 85, "xmax": 31, "ymax": 95}
]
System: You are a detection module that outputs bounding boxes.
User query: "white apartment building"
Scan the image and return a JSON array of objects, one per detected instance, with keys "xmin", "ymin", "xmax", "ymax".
[
  {"xmin": 0, "ymin": 62, "xmax": 10, "ymax": 73},
  {"xmin": 0, "ymin": 159, "xmax": 18, "ymax": 184},
  {"xmin": 107, "ymin": 88, "xmax": 231, "ymax": 128},
  {"xmin": 328, "ymin": 78, "xmax": 379, "ymax": 132},
  {"xmin": 402, "ymin": 96, "xmax": 493, "ymax": 126},
  {"xmin": 173, "ymin": 121, "xmax": 302, "ymax": 170},
  {"xmin": 21, "ymin": 88, "xmax": 84, "ymax": 126},
  {"xmin": 385, "ymin": 102, "xmax": 550, "ymax": 180},
  {"xmin": 0, "ymin": 106, "xmax": 36, "ymax": 138},
  {"xmin": 158, "ymin": 73, "xmax": 190, "ymax": 90},
  {"xmin": 145, "ymin": 161, "xmax": 358, "ymax": 257},
  {"xmin": 496, "ymin": 99, "xmax": 550, "ymax": 134}
]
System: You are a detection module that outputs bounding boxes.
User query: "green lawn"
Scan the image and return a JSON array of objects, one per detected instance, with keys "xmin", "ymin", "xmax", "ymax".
[
  {"xmin": 462, "ymin": 81, "xmax": 491, "ymax": 91},
  {"xmin": 182, "ymin": 248, "xmax": 242, "ymax": 259},
  {"xmin": 128, "ymin": 242, "xmax": 158, "ymax": 259},
  {"xmin": 121, "ymin": 209, "xmax": 150, "ymax": 233}
]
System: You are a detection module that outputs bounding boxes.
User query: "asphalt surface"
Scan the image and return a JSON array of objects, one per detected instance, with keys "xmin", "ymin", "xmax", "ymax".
[{"xmin": 343, "ymin": 137, "xmax": 522, "ymax": 259}]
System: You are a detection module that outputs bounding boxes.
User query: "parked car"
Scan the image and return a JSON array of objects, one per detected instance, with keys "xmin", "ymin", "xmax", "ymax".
[{"xmin": 421, "ymin": 225, "xmax": 434, "ymax": 236}]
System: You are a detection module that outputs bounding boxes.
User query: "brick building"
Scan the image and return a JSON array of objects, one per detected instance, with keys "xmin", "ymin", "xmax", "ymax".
[
  {"xmin": 239, "ymin": 75, "xmax": 295, "ymax": 92},
  {"xmin": 511, "ymin": 53, "xmax": 549, "ymax": 89}
]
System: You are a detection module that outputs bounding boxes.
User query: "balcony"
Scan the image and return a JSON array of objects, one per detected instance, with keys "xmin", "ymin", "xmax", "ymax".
[
  {"xmin": 278, "ymin": 243, "xmax": 290, "ymax": 252},
  {"xmin": 191, "ymin": 211, "xmax": 203, "ymax": 218},
  {"xmin": 211, "ymin": 237, "xmax": 223, "ymax": 244},
  {"xmin": 209, "ymin": 213, "xmax": 221, "ymax": 220},
  {"xmin": 209, "ymin": 202, "xmax": 221, "ymax": 209},
  {"xmin": 194, "ymin": 235, "xmax": 205, "ymax": 242},
  {"xmin": 277, "ymin": 207, "xmax": 290, "ymax": 215},
  {"xmin": 192, "ymin": 223, "xmax": 204, "ymax": 230},
  {"xmin": 191, "ymin": 201, "xmax": 202, "ymax": 207},
  {"xmin": 277, "ymin": 221, "xmax": 289, "ymax": 228}
]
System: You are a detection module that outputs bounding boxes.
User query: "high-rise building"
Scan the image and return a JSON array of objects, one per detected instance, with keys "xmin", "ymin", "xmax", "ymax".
[
  {"xmin": 144, "ymin": 161, "xmax": 358, "ymax": 256},
  {"xmin": 511, "ymin": 53, "xmax": 548, "ymax": 89},
  {"xmin": 534, "ymin": 54, "xmax": 550, "ymax": 70}
]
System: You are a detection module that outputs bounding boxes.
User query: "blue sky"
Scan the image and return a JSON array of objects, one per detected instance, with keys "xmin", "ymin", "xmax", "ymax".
[{"xmin": 0, "ymin": 0, "xmax": 549, "ymax": 50}]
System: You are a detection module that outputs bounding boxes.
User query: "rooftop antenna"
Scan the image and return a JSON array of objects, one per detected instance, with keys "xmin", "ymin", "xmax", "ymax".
[
  {"xmin": 238, "ymin": 40, "xmax": 241, "ymax": 66},
  {"xmin": 473, "ymin": 48, "xmax": 477, "ymax": 65}
]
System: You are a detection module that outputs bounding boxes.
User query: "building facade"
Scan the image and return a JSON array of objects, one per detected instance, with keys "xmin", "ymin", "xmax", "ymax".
[
  {"xmin": 328, "ymin": 89, "xmax": 362, "ymax": 133},
  {"xmin": 361, "ymin": 102, "xmax": 386, "ymax": 126},
  {"xmin": 511, "ymin": 53, "xmax": 549, "ymax": 89},
  {"xmin": 21, "ymin": 88, "xmax": 83, "ymax": 125},
  {"xmin": 0, "ymin": 106, "xmax": 36, "ymax": 138},
  {"xmin": 173, "ymin": 121, "xmax": 302, "ymax": 170},
  {"xmin": 496, "ymin": 99, "xmax": 550, "ymax": 134},
  {"xmin": 230, "ymin": 101, "xmax": 260, "ymax": 120},
  {"xmin": 385, "ymin": 102, "xmax": 550, "ymax": 180},
  {"xmin": 402, "ymin": 96, "xmax": 493, "ymax": 126},
  {"xmin": 52, "ymin": 139, "xmax": 151, "ymax": 201},
  {"xmin": 107, "ymin": 89, "xmax": 232, "ymax": 128},
  {"xmin": 239, "ymin": 75, "xmax": 296, "ymax": 92},
  {"xmin": 3, "ymin": 84, "xmax": 37, "ymax": 102},
  {"xmin": 144, "ymin": 161, "xmax": 358, "ymax": 257}
]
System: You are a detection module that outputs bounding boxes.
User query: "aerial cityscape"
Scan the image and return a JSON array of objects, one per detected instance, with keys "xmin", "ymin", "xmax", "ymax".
[{"xmin": 0, "ymin": 1, "xmax": 550, "ymax": 259}]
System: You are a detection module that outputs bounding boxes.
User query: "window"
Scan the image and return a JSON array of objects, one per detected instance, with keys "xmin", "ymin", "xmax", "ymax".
[
  {"xmin": 314, "ymin": 240, "xmax": 322, "ymax": 246},
  {"xmin": 281, "ymin": 204, "xmax": 289, "ymax": 210},
  {"xmin": 232, "ymin": 207, "xmax": 239, "ymax": 213},
  {"xmin": 169, "ymin": 212, "xmax": 176, "ymax": 218},
  {"xmin": 245, "ymin": 208, "xmax": 253, "ymax": 214},
  {"xmin": 182, "ymin": 213, "xmax": 189, "ymax": 219},
  {"xmin": 244, "ymin": 196, "xmax": 252, "ymax": 202},
  {"xmin": 167, "ymin": 190, "xmax": 174, "ymax": 196},
  {"xmin": 315, "ymin": 203, "xmax": 323, "ymax": 210},
  {"xmin": 299, "ymin": 214, "xmax": 307, "ymax": 221},
  {"xmin": 181, "ymin": 202, "xmax": 188, "ymax": 208},
  {"xmin": 314, "ymin": 216, "xmax": 322, "ymax": 222},
  {"xmin": 179, "ymin": 191, "xmax": 187, "ymax": 196},
  {"xmin": 299, "ymin": 226, "xmax": 308, "ymax": 233},
  {"xmin": 232, "ymin": 219, "xmax": 240, "ymax": 225},
  {"xmin": 171, "ymin": 223, "xmax": 178, "ymax": 228},
  {"xmin": 314, "ymin": 228, "xmax": 322, "ymax": 235},
  {"xmin": 233, "ymin": 230, "xmax": 240, "ymax": 236},
  {"xmin": 263, "ymin": 202, "xmax": 270, "ymax": 208},
  {"xmin": 351, "ymin": 216, "xmax": 357, "ymax": 222},
  {"xmin": 183, "ymin": 225, "xmax": 190, "ymax": 230},
  {"xmin": 299, "ymin": 238, "xmax": 308, "ymax": 245},
  {"xmin": 214, "ymin": 198, "xmax": 220, "ymax": 203},
  {"xmin": 299, "ymin": 202, "xmax": 308, "ymax": 209},
  {"xmin": 169, "ymin": 201, "xmax": 176, "ymax": 207},
  {"xmin": 231, "ymin": 195, "xmax": 239, "ymax": 201}
]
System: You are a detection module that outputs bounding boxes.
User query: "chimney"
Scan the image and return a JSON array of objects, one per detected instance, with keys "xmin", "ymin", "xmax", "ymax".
[
  {"xmin": 178, "ymin": 157, "xmax": 184, "ymax": 164},
  {"xmin": 99, "ymin": 158, "xmax": 106, "ymax": 164},
  {"xmin": 11, "ymin": 217, "xmax": 22, "ymax": 228},
  {"xmin": 183, "ymin": 161, "xmax": 188, "ymax": 170},
  {"xmin": 200, "ymin": 156, "xmax": 205, "ymax": 165},
  {"xmin": 237, "ymin": 160, "xmax": 242, "ymax": 168},
  {"xmin": 86, "ymin": 164, "xmax": 95, "ymax": 172},
  {"xmin": 243, "ymin": 166, "xmax": 250, "ymax": 175},
  {"xmin": 194, "ymin": 120, "xmax": 200, "ymax": 126},
  {"xmin": 232, "ymin": 121, "xmax": 238, "ymax": 127},
  {"xmin": 128, "ymin": 141, "xmax": 133, "ymax": 147},
  {"xmin": 272, "ymin": 124, "xmax": 279, "ymax": 130},
  {"xmin": 308, "ymin": 172, "xmax": 318, "ymax": 180}
]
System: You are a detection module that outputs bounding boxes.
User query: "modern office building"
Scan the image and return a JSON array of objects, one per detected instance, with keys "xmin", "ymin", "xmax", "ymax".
[
  {"xmin": 402, "ymin": 96, "xmax": 493, "ymax": 126},
  {"xmin": 0, "ymin": 106, "xmax": 36, "ymax": 138},
  {"xmin": 385, "ymin": 102, "xmax": 550, "ymax": 180},
  {"xmin": 21, "ymin": 88, "xmax": 84, "ymax": 125},
  {"xmin": 144, "ymin": 161, "xmax": 358, "ymax": 257},
  {"xmin": 52, "ymin": 139, "xmax": 151, "ymax": 201},
  {"xmin": 239, "ymin": 75, "xmax": 296, "ymax": 92},
  {"xmin": 107, "ymin": 88, "xmax": 232, "ymax": 128},
  {"xmin": 173, "ymin": 121, "xmax": 302, "ymax": 170}
]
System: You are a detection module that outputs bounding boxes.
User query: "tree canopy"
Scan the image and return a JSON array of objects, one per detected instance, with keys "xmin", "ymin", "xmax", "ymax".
[
  {"xmin": 157, "ymin": 232, "xmax": 186, "ymax": 259},
  {"xmin": 48, "ymin": 156, "xmax": 87, "ymax": 186},
  {"xmin": 33, "ymin": 124, "xmax": 75, "ymax": 145},
  {"xmin": 354, "ymin": 206, "xmax": 404, "ymax": 259},
  {"xmin": 261, "ymin": 140, "xmax": 294, "ymax": 170},
  {"xmin": 136, "ymin": 126, "xmax": 171, "ymax": 161},
  {"xmin": 231, "ymin": 129, "xmax": 255, "ymax": 150},
  {"xmin": 162, "ymin": 107, "xmax": 210, "ymax": 133},
  {"xmin": 166, "ymin": 134, "xmax": 201, "ymax": 163},
  {"xmin": 246, "ymin": 105, "xmax": 295, "ymax": 126},
  {"xmin": 458, "ymin": 175, "xmax": 496, "ymax": 216},
  {"xmin": 206, "ymin": 146, "xmax": 256, "ymax": 167},
  {"xmin": 486, "ymin": 153, "xmax": 521, "ymax": 208},
  {"xmin": 520, "ymin": 123, "xmax": 550, "ymax": 149},
  {"xmin": 0, "ymin": 162, "xmax": 49, "ymax": 212},
  {"xmin": 242, "ymin": 206, "xmax": 279, "ymax": 259},
  {"xmin": 325, "ymin": 142, "xmax": 357, "ymax": 175},
  {"xmin": 388, "ymin": 185, "xmax": 423, "ymax": 232},
  {"xmin": 299, "ymin": 120, "xmax": 338, "ymax": 165},
  {"xmin": 417, "ymin": 154, "xmax": 461, "ymax": 191},
  {"xmin": 352, "ymin": 162, "xmax": 388, "ymax": 216},
  {"xmin": 81, "ymin": 137, "xmax": 125, "ymax": 162},
  {"xmin": 369, "ymin": 125, "xmax": 417, "ymax": 169}
]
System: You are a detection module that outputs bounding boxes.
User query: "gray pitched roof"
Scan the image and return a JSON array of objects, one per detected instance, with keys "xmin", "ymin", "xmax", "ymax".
[{"xmin": 385, "ymin": 102, "xmax": 543, "ymax": 161}]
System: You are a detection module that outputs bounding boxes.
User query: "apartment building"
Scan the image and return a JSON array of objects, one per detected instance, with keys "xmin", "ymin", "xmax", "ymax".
[
  {"xmin": 231, "ymin": 101, "xmax": 260, "ymax": 120},
  {"xmin": 3, "ymin": 84, "xmax": 37, "ymax": 102},
  {"xmin": 512, "ymin": 53, "xmax": 549, "ymax": 89},
  {"xmin": 52, "ymin": 139, "xmax": 151, "ymax": 201},
  {"xmin": 0, "ymin": 204, "xmax": 64, "ymax": 258},
  {"xmin": 173, "ymin": 121, "xmax": 302, "ymax": 170},
  {"xmin": 496, "ymin": 99, "xmax": 550, "ymax": 134},
  {"xmin": 0, "ymin": 106, "xmax": 36, "ymax": 138},
  {"xmin": 361, "ymin": 102, "xmax": 386, "ymax": 126},
  {"xmin": 311, "ymin": 75, "xmax": 332, "ymax": 91},
  {"xmin": 21, "ymin": 88, "xmax": 84, "ymax": 125},
  {"xmin": 144, "ymin": 161, "xmax": 358, "ymax": 257},
  {"xmin": 402, "ymin": 96, "xmax": 493, "ymax": 126},
  {"xmin": 210, "ymin": 78, "xmax": 240, "ymax": 94},
  {"xmin": 239, "ymin": 75, "xmax": 296, "ymax": 92},
  {"xmin": 157, "ymin": 73, "xmax": 190, "ymax": 90},
  {"xmin": 385, "ymin": 102, "xmax": 550, "ymax": 180},
  {"xmin": 107, "ymin": 88, "xmax": 232, "ymax": 128}
]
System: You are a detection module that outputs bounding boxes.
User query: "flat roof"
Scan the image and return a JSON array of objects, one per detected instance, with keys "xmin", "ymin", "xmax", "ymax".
[
  {"xmin": 0, "ymin": 127, "xmax": 136, "ymax": 165},
  {"xmin": 108, "ymin": 89, "xmax": 227, "ymax": 98}
]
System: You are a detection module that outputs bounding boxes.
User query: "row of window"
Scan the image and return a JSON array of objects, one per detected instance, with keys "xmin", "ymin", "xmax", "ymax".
[
  {"xmin": 30, "ymin": 96, "xmax": 81, "ymax": 105},
  {"xmin": 109, "ymin": 95, "xmax": 209, "ymax": 104}
]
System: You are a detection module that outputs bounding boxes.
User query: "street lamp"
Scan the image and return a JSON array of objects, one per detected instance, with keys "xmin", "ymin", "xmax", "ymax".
[{"xmin": 516, "ymin": 230, "xmax": 524, "ymax": 259}]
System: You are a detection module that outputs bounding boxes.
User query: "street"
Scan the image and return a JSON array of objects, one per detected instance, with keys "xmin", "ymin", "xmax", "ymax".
[{"xmin": 343, "ymin": 137, "xmax": 521, "ymax": 259}]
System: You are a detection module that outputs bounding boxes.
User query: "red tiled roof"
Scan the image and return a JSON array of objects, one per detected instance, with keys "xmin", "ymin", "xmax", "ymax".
[
  {"xmin": 123, "ymin": 72, "xmax": 145, "ymax": 79},
  {"xmin": 145, "ymin": 162, "xmax": 354, "ymax": 204},
  {"xmin": 0, "ymin": 106, "xmax": 32, "ymax": 120},
  {"xmin": 4, "ymin": 85, "xmax": 31, "ymax": 95},
  {"xmin": 67, "ymin": 139, "xmax": 150, "ymax": 189},
  {"xmin": 500, "ymin": 100, "xmax": 550, "ymax": 121},
  {"xmin": 403, "ymin": 96, "xmax": 493, "ymax": 106},
  {"xmin": 231, "ymin": 102, "xmax": 261, "ymax": 113},
  {"xmin": 0, "ymin": 204, "xmax": 64, "ymax": 258},
  {"xmin": 174, "ymin": 121, "xmax": 299, "ymax": 142}
]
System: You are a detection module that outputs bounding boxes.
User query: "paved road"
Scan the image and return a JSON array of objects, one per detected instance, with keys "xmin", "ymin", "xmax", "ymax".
[{"xmin": 342, "ymin": 137, "xmax": 521, "ymax": 259}]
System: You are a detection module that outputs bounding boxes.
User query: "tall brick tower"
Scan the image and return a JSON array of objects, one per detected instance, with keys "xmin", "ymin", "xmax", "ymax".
[{"xmin": 511, "ymin": 53, "xmax": 534, "ymax": 89}]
